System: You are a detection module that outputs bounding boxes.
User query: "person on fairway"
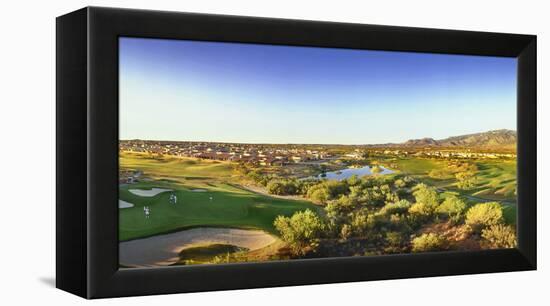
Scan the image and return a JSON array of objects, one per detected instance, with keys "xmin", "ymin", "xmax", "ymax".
[{"xmin": 144, "ymin": 206, "xmax": 150, "ymax": 219}]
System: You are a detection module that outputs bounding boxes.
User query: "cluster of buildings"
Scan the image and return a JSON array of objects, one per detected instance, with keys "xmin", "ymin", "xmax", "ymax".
[
  {"xmin": 119, "ymin": 140, "xmax": 334, "ymax": 166},
  {"xmin": 372, "ymin": 149, "xmax": 516, "ymax": 159}
]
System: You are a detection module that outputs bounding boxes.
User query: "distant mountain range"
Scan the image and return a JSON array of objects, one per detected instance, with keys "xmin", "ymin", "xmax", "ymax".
[{"xmin": 373, "ymin": 129, "xmax": 516, "ymax": 149}]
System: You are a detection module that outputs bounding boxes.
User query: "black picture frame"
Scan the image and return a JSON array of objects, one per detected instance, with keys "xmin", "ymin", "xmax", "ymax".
[{"xmin": 56, "ymin": 6, "xmax": 537, "ymax": 299}]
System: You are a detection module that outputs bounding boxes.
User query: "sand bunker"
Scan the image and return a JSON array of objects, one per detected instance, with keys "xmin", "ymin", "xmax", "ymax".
[
  {"xmin": 128, "ymin": 188, "xmax": 172, "ymax": 197},
  {"xmin": 119, "ymin": 228, "xmax": 277, "ymax": 267},
  {"xmin": 190, "ymin": 189, "xmax": 207, "ymax": 192},
  {"xmin": 119, "ymin": 200, "xmax": 134, "ymax": 209}
]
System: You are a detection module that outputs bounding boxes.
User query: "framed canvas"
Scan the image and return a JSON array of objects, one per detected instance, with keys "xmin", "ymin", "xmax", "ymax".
[{"xmin": 56, "ymin": 6, "xmax": 537, "ymax": 299}]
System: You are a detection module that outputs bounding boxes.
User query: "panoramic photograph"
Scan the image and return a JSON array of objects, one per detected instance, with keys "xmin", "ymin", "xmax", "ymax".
[{"xmin": 118, "ymin": 37, "xmax": 518, "ymax": 268}]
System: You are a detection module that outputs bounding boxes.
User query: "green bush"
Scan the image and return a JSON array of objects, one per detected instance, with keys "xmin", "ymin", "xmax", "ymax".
[
  {"xmin": 274, "ymin": 209, "xmax": 325, "ymax": 256},
  {"xmin": 380, "ymin": 199, "xmax": 411, "ymax": 216},
  {"xmin": 481, "ymin": 224, "xmax": 517, "ymax": 249},
  {"xmin": 465, "ymin": 202, "xmax": 504, "ymax": 232},
  {"xmin": 266, "ymin": 179, "xmax": 298, "ymax": 195},
  {"xmin": 411, "ymin": 233, "xmax": 447, "ymax": 252},
  {"xmin": 350, "ymin": 210, "xmax": 369, "ymax": 236},
  {"xmin": 307, "ymin": 187, "xmax": 331, "ymax": 204},
  {"xmin": 409, "ymin": 184, "xmax": 440, "ymax": 218},
  {"xmin": 436, "ymin": 195, "xmax": 467, "ymax": 223}
]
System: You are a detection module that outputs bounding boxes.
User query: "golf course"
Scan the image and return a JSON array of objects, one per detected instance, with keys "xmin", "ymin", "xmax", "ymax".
[
  {"xmin": 120, "ymin": 150, "xmax": 518, "ymax": 267},
  {"xmin": 374, "ymin": 156, "xmax": 517, "ymax": 224},
  {"xmin": 119, "ymin": 152, "xmax": 319, "ymax": 266}
]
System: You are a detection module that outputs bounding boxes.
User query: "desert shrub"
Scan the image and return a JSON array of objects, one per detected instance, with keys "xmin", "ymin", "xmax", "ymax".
[
  {"xmin": 306, "ymin": 180, "xmax": 349, "ymax": 204},
  {"xmin": 336, "ymin": 194, "xmax": 360, "ymax": 210},
  {"xmin": 456, "ymin": 171, "xmax": 476, "ymax": 189},
  {"xmin": 325, "ymin": 180, "xmax": 350, "ymax": 198},
  {"xmin": 307, "ymin": 186, "xmax": 331, "ymax": 204},
  {"xmin": 274, "ymin": 209, "xmax": 326, "ymax": 256},
  {"xmin": 465, "ymin": 202, "xmax": 504, "ymax": 232},
  {"xmin": 481, "ymin": 224, "xmax": 517, "ymax": 249},
  {"xmin": 394, "ymin": 178, "xmax": 406, "ymax": 188},
  {"xmin": 409, "ymin": 184, "xmax": 440, "ymax": 219},
  {"xmin": 350, "ymin": 210, "xmax": 369, "ymax": 236},
  {"xmin": 380, "ymin": 199, "xmax": 411, "ymax": 216},
  {"xmin": 385, "ymin": 231, "xmax": 405, "ymax": 248},
  {"xmin": 408, "ymin": 202, "xmax": 435, "ymax": 219},
  {"xmin": 340, "ymin": 224, "xmax": 352, "ymax": 241},
  {"xmin": 324, "ymin": 202, "xmax": 345, "ymax": 234},
  {"xmin": 266, "ymin": 179, "xmax": 298, "ymax": 195},
  {"xmin": 436, "ymin": 195, "xmax": 467, "ymax": 223},
  {"xmin": 411, "ymin": 233, "xmax": 447, "ymax": 253},
  {"xmin": 346, "ymin": 174, "xmax": 361, "ymax": 186}
]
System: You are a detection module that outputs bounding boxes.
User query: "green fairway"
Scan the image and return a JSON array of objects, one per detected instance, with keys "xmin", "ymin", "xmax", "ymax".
[
  {"xmin": 120, "ymin": 152, "xmax": 235, "ymax": 181},
  {"xmin": 382, "ymin": 156, "xmax": 516, "ymax": 203},
  {"xmin": 391, "ymin": 158, "xmax": 443, "ymax": 175},
  {"xmin": 470, "ymin": 160, "xmax": 517, "ymax": 201},
  {"xmin": 119, "ymin": 152, "xmax": 320, "ymax": 242}
]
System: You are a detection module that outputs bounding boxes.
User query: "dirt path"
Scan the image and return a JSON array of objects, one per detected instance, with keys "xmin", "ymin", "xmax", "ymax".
[{"xmin": 119, "ymin": 228, "xmax": 277, "ymax": 267}]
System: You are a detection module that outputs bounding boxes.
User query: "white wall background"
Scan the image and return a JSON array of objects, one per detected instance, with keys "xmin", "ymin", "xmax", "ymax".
[{"xmin": 0, "ymin": 0, "xmax": 546, "ymax": 304}]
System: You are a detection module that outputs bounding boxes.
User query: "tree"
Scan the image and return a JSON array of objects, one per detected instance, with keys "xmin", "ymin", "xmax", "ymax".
[
  {"xmin": 409, "ymin": 184, "xmax": 440, "ymax": 218},
  {"xmin": 436, "ymin": 195, "xmax": 467, "ymax": 223},
  {"xmin": 307, "ymin": 187, "xmax": 330, "ymax": 204},
  {"xmin": 324, "ymin": 202, "xmax": 345, "ymax": 234},
  {"xmin": 411, "ymin": 233, "xmax": 447, "ymax": 252},
  {"xmin": 266, "ymin": 180, "xmax": 285, "ymax": 195},
  {"xmin": 274, "ymin": 210, "xmax": 326, "ymax": 256},
  {"xmin": 481, "ymin": 224, "xmax": 517, "ymax": 249},
  {"xmin": 465, "ymin": 202, "xmax": 504, "ymax": 232},
  {"xmin": 266, "ymin": 179, "xmax": 298, "ymax": 195},
  {"xmin": 412, "ymin": 183, "xmax": 439, "ymax": 208}
]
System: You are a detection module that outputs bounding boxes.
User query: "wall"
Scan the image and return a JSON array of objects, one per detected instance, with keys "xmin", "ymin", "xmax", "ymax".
[{"xmin": 0, "ymin": 0, "xmax": 546, "ymax": 304}]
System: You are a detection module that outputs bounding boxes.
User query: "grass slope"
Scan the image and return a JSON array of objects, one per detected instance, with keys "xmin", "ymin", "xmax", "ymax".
[{"xmin": 119, "ymin": 153, "xmax": 319, "ymax": 241}]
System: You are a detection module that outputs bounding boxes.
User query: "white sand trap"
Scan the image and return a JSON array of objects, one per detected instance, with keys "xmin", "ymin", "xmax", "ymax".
[
  {"xmin": 119, "ymin": 200, "xmax": 134, "ymax": 209},
  {"xmin": 190, "ymin": 189, "xmax": 207, "ymax": 192},
  {"xmin": 128, "ymin": 188, "xmax": 172, "ymax": 197},
  {"xmin": 120, "ymin": 228, "xmax": 277, "ymax": 267}
]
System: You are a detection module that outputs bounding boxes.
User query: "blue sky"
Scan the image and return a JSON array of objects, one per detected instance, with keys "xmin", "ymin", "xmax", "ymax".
[{"xmin": 119, "ymin": 37, "xmax": 517, "ymax": 144}]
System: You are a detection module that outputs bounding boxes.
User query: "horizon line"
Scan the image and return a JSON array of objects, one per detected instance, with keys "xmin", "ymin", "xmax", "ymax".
[{"xmin": 119, "ymin": 128, "xmax": 516, "ymax": 146}]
